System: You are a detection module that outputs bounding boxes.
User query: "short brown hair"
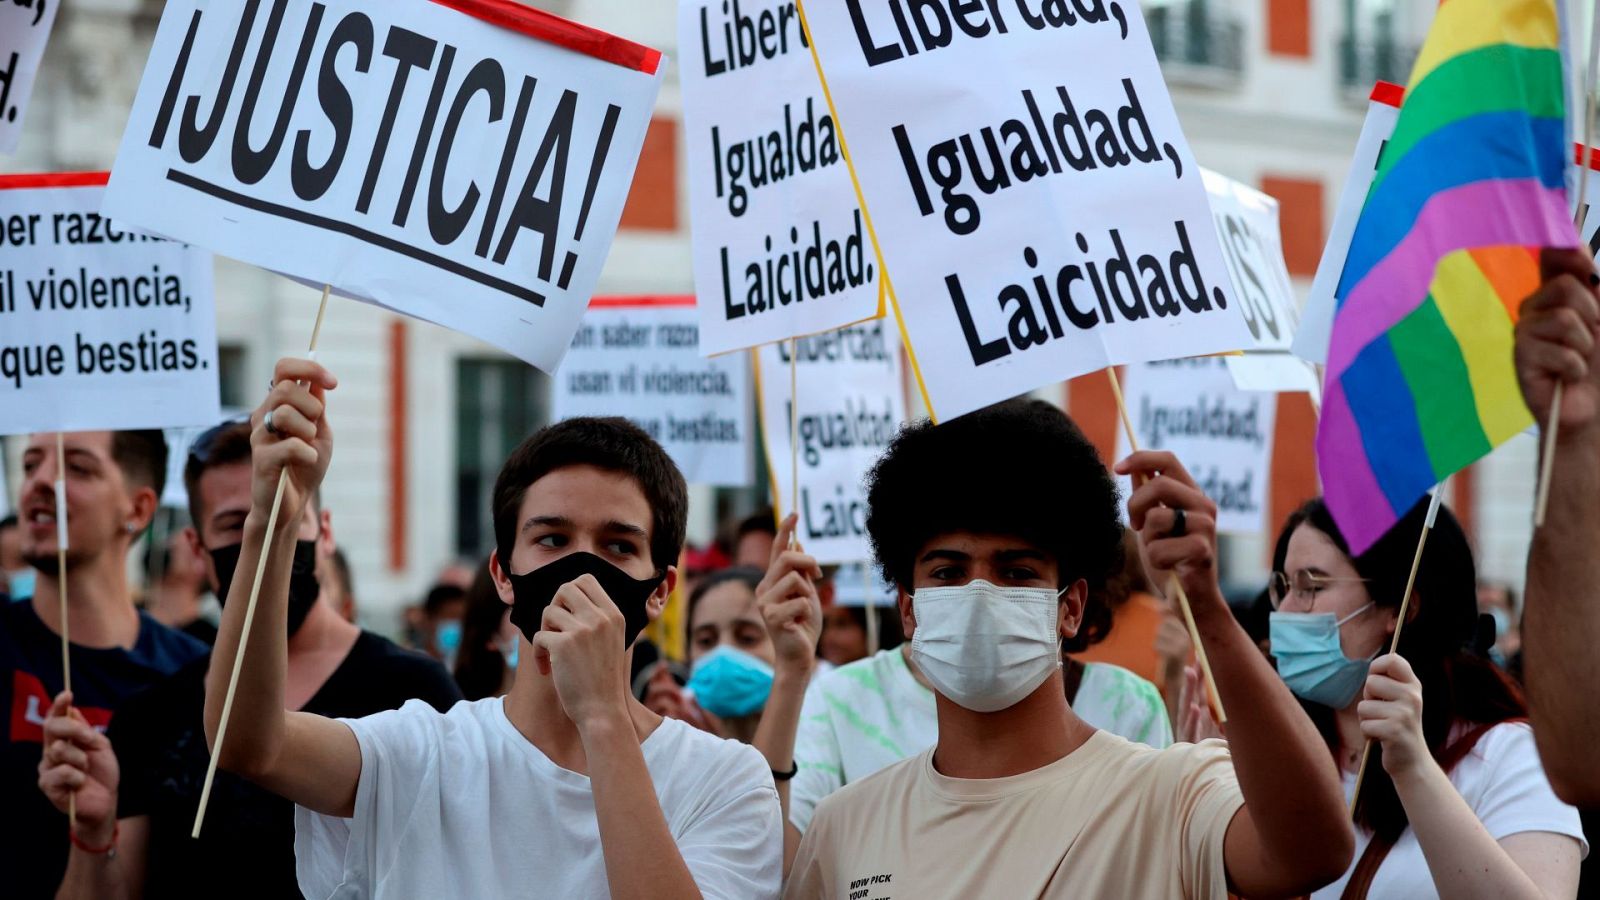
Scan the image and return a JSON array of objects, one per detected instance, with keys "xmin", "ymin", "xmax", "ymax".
[
  {"xmin": 111, "ymin": 430, "xmax": 169, "ymax": 500},
  {"xmin": 182, "ymin": 420, "xmax": 252, "ymax": 528},
  {"xmin": 492, "ymin": 417, "xmax": 687, "ymax": 572}
]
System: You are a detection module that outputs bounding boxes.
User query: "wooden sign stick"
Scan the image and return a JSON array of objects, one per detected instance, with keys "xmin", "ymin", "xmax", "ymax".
[
  {"xmin": 1105, "ymin": 367, "xmax": 1227, "ymax": 723},
  {"xmin": 193, "ymin": 285, "xmax": 331, "ymax": 837},
  {"xmin": 790, "ymin": 338, "xmax": 800, "ymax": 551},
  {"xmin": 54, "ymin": 430, "xmax": 74, "ymax": 829},
  {"xmin": 1348, "ymin": 484, "xmax": 1445, "ymax": 816}
]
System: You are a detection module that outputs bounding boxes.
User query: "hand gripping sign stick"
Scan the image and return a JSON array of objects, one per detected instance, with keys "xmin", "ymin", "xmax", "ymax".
[
  {"xmin": 54, "ymin": 430, "xmax": 75, "ymax": 829},
  {"xmin": 1104, "ymin": 367, "xmax": 1227, "ymax": 724},
  {"xmin": 1348, "ymin": 484, "xmax": 1446, "ymax": 816},
  {"xmin": 1538, "ymin": 0, "xmax": 1600, "ymax": 527},
  {"xmin": 193, "ymin": 285, "xmax": 331, "ymax": 838}
]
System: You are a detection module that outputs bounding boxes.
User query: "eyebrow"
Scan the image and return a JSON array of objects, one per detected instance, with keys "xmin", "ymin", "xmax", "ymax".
[
  {"xmin": 920, "ymin": 549, "xmax": 971, "ymax": 564},
  {"xmin": 519, "ymin": 515, "xmax": 648, "ymax": 538},
  {"xmin": 995, "ymin": 549, "xmax": 1049, "ymax": 563}
]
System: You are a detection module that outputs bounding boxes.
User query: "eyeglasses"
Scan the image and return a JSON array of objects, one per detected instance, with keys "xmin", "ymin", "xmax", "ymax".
[{"xmin": 1268, "ymin": 569, "xmax": 1373, "ymax": 611}]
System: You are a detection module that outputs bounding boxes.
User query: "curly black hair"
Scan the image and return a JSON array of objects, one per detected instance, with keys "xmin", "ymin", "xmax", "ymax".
[{"xmin": 864, "ymin": 398, "xmax": 1124, "ymax": 598}]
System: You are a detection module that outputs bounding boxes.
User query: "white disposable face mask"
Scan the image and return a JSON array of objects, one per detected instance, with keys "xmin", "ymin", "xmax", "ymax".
[{"xmin": 910, "ymin": 579, "xmax": 1065, "ymax": 713}]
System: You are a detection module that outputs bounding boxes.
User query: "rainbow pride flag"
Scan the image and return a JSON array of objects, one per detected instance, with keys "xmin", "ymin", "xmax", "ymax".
[{"xmin": 1317, "ymin": 0, "xmax": 1579, "ymax": 554}]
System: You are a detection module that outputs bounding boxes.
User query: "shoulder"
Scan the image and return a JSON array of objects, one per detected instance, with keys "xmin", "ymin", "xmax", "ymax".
[
  {"xmin": 346, "ymin": 694, "xmax": 490, "ymax": 757},
  {"xmin": 657, "ymin": 716, "xmax": 772, "ymax": 782},
  {"xmin": 812, "ymin": 648, "xmax": 905, "ymax": 699},
  {"xmin": 350, "ymin": 631, "xmax": 463, "ymax": 708},
  {"xmin": 812, "ymin": 750, "xmax": 922, "ymax": 821},
  {"xmin": 134, "ymin": 611, "xmax": 210, "ymax": 669}
]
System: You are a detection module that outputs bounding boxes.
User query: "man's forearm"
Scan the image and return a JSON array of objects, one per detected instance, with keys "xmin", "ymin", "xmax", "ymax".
[
  {"xmin": 203, "ymin": 513, "xmax": 299, "ymax": 775},
  {"xmin": 583, "ymin": 714, "xmax": 702, "ymax": 900},
  {"xmin": 56, "ymin": 817, "xmax": 142, "ymax": 900},
  {"xmin": 752, "ymin": 671, "xmax": 807, "ymax": 875},
  {"xmin": 1190, "ymin": 592, "xmax": 1348, "ymax": 865},
  {"xmin": 1525, "ymin": 424, "xmax": 1600, "ymax": 805}
]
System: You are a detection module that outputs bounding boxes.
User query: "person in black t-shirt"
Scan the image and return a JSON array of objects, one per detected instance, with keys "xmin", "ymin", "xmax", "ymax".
[
  {"xmin": 37, "ymin": 420, "xmax": 460, "ymax": 899},
  {"xmin": 5, "ymin": 430, "xmax": 209, "ymax": 900}
]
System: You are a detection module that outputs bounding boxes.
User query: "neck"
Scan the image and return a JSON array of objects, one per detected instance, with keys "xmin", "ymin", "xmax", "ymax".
[
  {"xmin": 502, "ymin": 645, "xmax": 660, "ymax": 775},
  {"xmin": 30, "ymin": 547, "xmax": 141, "ymax": 649},
  {"xmin": 901, "ymin": 643, "xmax": 935, "ymax": 692},
  {"xmin": 1334, "ymin": 702, "xmax": 1366, "ymax": 773},
  {"xmin": 145, "ymin": 585, "xmax": 204, "ymax": 630},
  {"xmin": 287, "ymin": 598, "xmax": 360, "ymax": 657},
  {"xmin": 930, "ymin": 671, "xmax": 1093, "ymax": 779}
]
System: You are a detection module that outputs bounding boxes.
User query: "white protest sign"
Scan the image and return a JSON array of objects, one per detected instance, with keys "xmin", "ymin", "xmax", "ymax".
[
  {"xmin": 1201, "ymin": 169, "xmax": 1319, "ymax": 393},
  {"xmin": 1574, "ymin": 144, "xmax": 1600, "ymax": 242},
  {"xmin": 756, "ymin": 319, "xmax": 905, "ymax": 563},
  {"xmin": 103, "ymin": 0, "xmax": 664, "ymax": 374},
  {"xmin": 1294, "ymin": 82, "xmax": 1403, "ymax": 365},
  {"xmin": 798, "ymin": 0, "xmax": 1250, "ymax": 421},
  {"xmin": 832, "ymin": 561, "xmax": 898, "ymax": 608},
  {"xmin": 552, "ymin": 296, "xmax": 753, "ymax": 487},
  {"xmin": 679, "ymin": 0, "xmax": 882, "ymax": 356},
  {"xmin": 0, "ymin": 0, "xmax": 59, "ymax": 155},
  {"xmin": 0, "ymin": 173, "xmax": 221, "ymax": 434},
  {"xmin": 1115, "ymin": 357, "xmax": 1276, "ymax": 534}
]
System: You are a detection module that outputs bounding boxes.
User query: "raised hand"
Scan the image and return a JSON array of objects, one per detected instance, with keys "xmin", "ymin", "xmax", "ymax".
[
  {"xmin": 251, "ymin": 357, "xmax": 337, "ymax": 521},
  {"xmin": 36, "ymin": 692, "xmax": 119, "ymax": 844},
  {"xmin": 1515, "ymin": 248, "xmax": 1600, "ymax": 434},
  {"xmin": 1360, "ymin": 653, "xmax": 1430, "ymax": 779},
  {"xmin": 756, "ymin": 514, "xmax": 823, "ymax": 679},
  {"xmin": 1116, "ymin": 450, "xmax": 1222, "ymax": 606}
]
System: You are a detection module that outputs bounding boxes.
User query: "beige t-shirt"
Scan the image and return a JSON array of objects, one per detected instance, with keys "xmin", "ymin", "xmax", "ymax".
[{"xmin": 784, "ymin": 732, "xmax": 1244, "ymax": 900}]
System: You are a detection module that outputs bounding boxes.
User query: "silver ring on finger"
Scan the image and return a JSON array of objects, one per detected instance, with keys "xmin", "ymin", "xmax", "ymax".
[
  {"xmin": 1168, "ymin": 507, "xmax": 1187, "ymax": 539},
  {"xmin": 264, "ymin": 409, "xmax": 279, "ymax": 437}
]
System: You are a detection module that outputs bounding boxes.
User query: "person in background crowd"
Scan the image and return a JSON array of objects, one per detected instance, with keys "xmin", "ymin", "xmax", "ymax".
[
  {"xmin": 734, "ymin": 508, "xmax": 778, "ymax": 569},
  {"xmin": 1515, "ymin": 248, "xmax": 1600, "ymax": 808},
  {"xmin": 1266, "ymin": 498, "xmax": 1583, "ymax": 899},
  {"xmin": 817, "ymin": 602, "xmax": 902, "ymax": 668},
  {"xmin": 785, "ymin": 399, "xmax": 1354, "ymax": 899},
  {"xmin": 1477, "ymin": 581, "xmax": 1521, "ymax": 670},
  {"xmin": 453, "ymin": 559, "xmax": 519, "ymax": 701},
  {"xmin": 142, "ymin": 530, "xmax": 217, "ymax": 645},
  {"xmin": 419, "ymin": 583, "xmax": 467, "ymax": 669},
  {"xmin": 38, "ymin": 419, "xmax": 460, "ymax": 900},
  {"xmin": 789, "ymin": 505, "xmax": 1175, "ymax": 856},
  {"xmin": 3, "ymin": 430, "xmax": 208, "ymax": 900},
  {"xmin": 684, "ymin": 566, "xmax": 780, "ymax": 742},
  {"xmin": 321, "ymin": 545, "xmax": 357, "ymax": 624},
  {"xmin": 2, "ymin": 513, "xmax": 35, "ymax": 601},
  {"xmin": 682, "ymin": 542, "xmax": 731, "ymax": 604},
  {"xmin": 199, "ymin": 361, "xmax": 782, "ymax": 898},
  {"xmin": 1068, "ymin": 528, "xmax": 1188, "ymax": 705}
]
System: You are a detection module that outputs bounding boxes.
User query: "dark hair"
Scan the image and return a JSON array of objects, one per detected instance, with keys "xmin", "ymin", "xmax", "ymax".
[
  {"xmin": 112, "ymin": 430, "xmax": 169, "ymax": 500},
  {"xmin": 685, "ymin": 566, "xmax": 765, "ymax": 654},
  {"xmin": 183, "ymin": 420, "xmax": 252, "ymax": 528},
  {"xmin": 424, "ymin": 584, "xmax": 467, "ymax": 617},
  {"xmin": 453, "ymin": 560, "xmax": 508, "ymax": 701},
  {"xmin": 329, "ymin": 547, "xmax": 354, "ymax": 599},
  {"xmin": 1064, "ymin": 529, "xmax": 1151, "ymax": 653},
  {"xmin": 492, "ymin": 417, "xmax": 687, "ymax": 572},
  {"xmin": 1272, "ymin": 497, "xmax": 1526, "ymax": 842},
  {"xmin": 737, "ymin": 509, "xmax": 777, "ymax": 540},
  {"xmin": 864, "ymin": 399, "xmax": 1124, "ymax": 596},
  {"xmin": 0, "ymin": 514, "xmax": 16, "ymax": 531}
]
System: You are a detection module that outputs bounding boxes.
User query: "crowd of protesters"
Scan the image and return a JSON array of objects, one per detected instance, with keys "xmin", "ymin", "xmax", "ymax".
[{"xmin": 1, "ymin": 252, "xmax": 1596, "ymax": 897}]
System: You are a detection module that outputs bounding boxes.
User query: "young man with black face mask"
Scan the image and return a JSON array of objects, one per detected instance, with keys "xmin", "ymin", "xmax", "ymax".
[
  {"xmin": 36, "ymin": 419, "xmax": 460, "ymax": 899},
  {"xmin": 196, "ymin": 358, "xmax": 782, "ymax": 899},
  {"xmin": 2, "ymin": 430, "xmax": 208, "ymax": 900},
  {"xmin": 785, "ymin": 399, "xmax": 1355, "ymax": 899}
]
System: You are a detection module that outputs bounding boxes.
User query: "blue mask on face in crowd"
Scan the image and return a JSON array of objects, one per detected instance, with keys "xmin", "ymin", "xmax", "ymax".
[
  {"xmin": 1269, "ymin": 604, "xmax": 1376, "ymax": 709},
  {"xmin": 687, "ymin": 645, "xmax": 774, "ymax": 718},
  {"xmin": 436, "ymin": 620, "xmax": 463, "ymax": 655}
]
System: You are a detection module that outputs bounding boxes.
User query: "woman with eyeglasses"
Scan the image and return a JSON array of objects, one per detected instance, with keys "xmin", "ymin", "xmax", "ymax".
[{"xmin": 1264, "ymin": 498, "xmax": 1585, "ymax": 899}]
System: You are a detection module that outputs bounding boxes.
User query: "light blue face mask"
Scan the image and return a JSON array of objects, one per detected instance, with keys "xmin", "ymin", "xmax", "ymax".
[
  {"xmin": 1269, "ymin": 604, "xmax": 1376, "ymax": 709},
  {"xmin": 435, "ymin": 620, "xmax": 463, "ymax": 663},
  {"xmin": 502, "ymin": 637, "xmax": 519, "ymax": 670},
  {"xmin": 6, "ymin": 570, "xmax": 35, "ymax": 602},
  {"xmin": 687, "ymin": 645, "xmax": 774, "ymax": 718}
]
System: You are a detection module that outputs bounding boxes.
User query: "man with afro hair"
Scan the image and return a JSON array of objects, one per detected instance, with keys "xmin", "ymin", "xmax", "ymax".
[{"xmin": 784, "ymin": 399, "xmax": 1353, "ymax": 899}]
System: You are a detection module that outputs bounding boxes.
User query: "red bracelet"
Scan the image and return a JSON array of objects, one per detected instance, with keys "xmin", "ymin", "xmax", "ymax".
[{"xmin": 68, "ymin": 822, "xmax": 118, "ymax": 856}]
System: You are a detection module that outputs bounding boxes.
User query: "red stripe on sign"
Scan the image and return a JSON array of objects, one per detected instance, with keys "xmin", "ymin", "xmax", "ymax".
[
  {"xmin": 1369, "ymin": 81, "xmax": 1404, "ymax": 108},
  {"xmin": 589, "ymin": 295, "xmax": 695, "ymax": 308},
  {"xmin": 1574, "ymin": 142, "xmax": 1600, "ymax": 173},
  {"xmin": 429, "ymin": 0, "xmax": 662, "ymax": 75},
  {"xmin": 0, "ymin": 171, "xmax": 110, "ymax": 189}
]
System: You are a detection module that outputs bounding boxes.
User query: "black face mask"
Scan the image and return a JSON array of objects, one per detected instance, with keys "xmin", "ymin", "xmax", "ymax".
[
  {"xmin": 208, "ymin": 540, "xmax": 322, "ymax": 638},
  {"xmin": 508, "ymin": 551, "xmax": 664, "ymax": 649}
]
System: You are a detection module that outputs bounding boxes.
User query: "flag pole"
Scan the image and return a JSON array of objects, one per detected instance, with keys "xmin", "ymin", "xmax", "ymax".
[
  {"xmin": 1105, "ymin": 367, "xmax": 1226, "ymax": 723},
  {"xmin": 193, "ymin": 284, "xmax": 331, "ymax": 837},
  {"xmin": 1348, "ymin": 484, "xmax": 1446, "ymax": 816}
]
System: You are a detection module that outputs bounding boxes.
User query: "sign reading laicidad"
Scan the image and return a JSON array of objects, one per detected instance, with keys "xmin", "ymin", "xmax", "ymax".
[
  {"xmin": 679, "ymin": 0, "xmax": 882, "ymax": 355},
  {"xmin": 0, "ymin": 173, "xmax": 221, "ymax": 434},
  {"xmin": 103, "ymin": 0, "xmax": 663, "ymax": 373},
  {"xmin": 552, "ymin": 296, "xmax": 753, "ymax": 487},
  {"xmin": 799, "ymin": 0, "xmax": 1250, "ymax": 420}
]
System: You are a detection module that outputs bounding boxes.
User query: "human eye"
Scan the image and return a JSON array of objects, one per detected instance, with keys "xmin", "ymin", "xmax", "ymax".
[
  {"xmin": 930, "ymin": 565, "xmax": 963, "ymax": 581},
  {"xmin": 534, "ymin": 533, "xmax": 567, "ymax": 549},
  {"xmin": 1002, "ymin": 566, "xmax": 1039, "ymax": 582},
  {"xmin": 604, "ymin": 539, "xmax": 638, "ymax": 557}
]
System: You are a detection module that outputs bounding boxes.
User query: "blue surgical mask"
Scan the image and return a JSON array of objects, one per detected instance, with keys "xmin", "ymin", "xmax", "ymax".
[
  {"xmin": 436, "ymin": 620, "xmax": 463, "ymax": 663},
  {"xmin": 1269, "ymin": 604, "xmax": 1375, "ymax": 709},
  {"xmin": 687, "ymin": 645, "xmax": 774, "ymax": 718},
  {"xmin": 501, "ymin": 636, "xmax": 520, "ymax": 670}
]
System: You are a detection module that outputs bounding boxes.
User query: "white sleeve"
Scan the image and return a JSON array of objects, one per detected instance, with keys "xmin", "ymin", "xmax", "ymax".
[
  {"xmin": 294, "ymin": 700, "xmax": 442, "ymax": 898},
  {"xmin": 677, "ymin": 744, "xmax": 784, "ymax": 900},
  {"xmin": 1471, "ymin": 723, "xmax": 1589, "ymax": 856},
  {"xmin": 789, "ymin": 683, "xmax": 845, "ymax": 833}
]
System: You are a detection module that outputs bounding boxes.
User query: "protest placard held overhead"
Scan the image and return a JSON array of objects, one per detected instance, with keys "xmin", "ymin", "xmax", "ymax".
[{"xmin": 0, "ymin": 0, "xmax": 58, "ymax": 155}]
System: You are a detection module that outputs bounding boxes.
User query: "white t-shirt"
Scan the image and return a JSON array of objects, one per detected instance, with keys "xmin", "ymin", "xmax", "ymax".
[
  {"xmin": 789, "ymin": 648, "xmax": 1172, "ymax": 831},
  {"xmin": 295, "ymin": 697, "xmax": 783, "ymax": 899},
  {"xmin": 1313, "ymin": 721, "xmax": 1588, "ymax": 899}
]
